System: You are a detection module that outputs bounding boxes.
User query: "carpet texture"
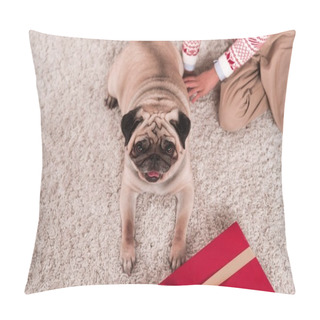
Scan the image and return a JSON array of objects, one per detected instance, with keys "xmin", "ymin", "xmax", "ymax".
[{"xmin": 25, "ymin": 31, "xmax": 295, "ymax": 294}]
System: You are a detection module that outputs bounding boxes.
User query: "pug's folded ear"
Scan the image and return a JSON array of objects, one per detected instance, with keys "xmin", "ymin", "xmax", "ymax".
[
  {"xmin": 121, "ymin": 107, "xmax": 143, "ymax": 146},
  {"xmin": 170, "ymin": 111, "xmax": 191, "ymax": 149}
]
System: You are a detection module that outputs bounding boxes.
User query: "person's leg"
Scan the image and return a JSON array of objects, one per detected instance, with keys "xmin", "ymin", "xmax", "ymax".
[
  {"xmin": 218, "ymin": 53, "xmax": 269, "ymax": 132},
  {"xmin": 260, "ymin": 30, "xmax": 296, "ymax": 132},
  {"xmin": 218, "ymin": 30, "xmax": 295, "ymax": 132}
]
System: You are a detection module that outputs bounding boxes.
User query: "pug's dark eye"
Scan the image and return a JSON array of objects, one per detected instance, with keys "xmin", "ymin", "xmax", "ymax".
[
  {"xmin": 165, "ymin": 142, "xmax": 175, "ymax": 155},
  {"xmin": 135, "ymin": 142, "xmax": 144, "ymax": 153}
]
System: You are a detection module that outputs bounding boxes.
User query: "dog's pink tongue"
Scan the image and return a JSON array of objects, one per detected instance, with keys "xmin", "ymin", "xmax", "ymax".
[{"xmin": 147, "ymin": 171, "xmax": 160, "ymax": 178}]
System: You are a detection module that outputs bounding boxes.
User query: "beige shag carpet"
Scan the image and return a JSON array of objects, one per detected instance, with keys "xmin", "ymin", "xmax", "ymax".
[{"xmin": 25, "ymin": 31, "xmax": 294, "ymax": 294}]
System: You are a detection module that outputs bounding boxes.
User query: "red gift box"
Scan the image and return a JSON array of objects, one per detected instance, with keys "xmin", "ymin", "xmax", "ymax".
[{"xmin": 160, "ymin": 222, "xmax": 274, "ymax": 292}]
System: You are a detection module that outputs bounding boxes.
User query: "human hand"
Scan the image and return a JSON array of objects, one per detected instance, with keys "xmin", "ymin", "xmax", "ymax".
[{"xmin": 184, "ymin": 67, "xmax": 220, "ymax": 103}]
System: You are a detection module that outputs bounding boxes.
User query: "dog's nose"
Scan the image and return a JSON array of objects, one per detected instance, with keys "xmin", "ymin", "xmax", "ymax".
[{"xmin": 149, "ymin": 154, "xmax": 160, "ymax": 162}]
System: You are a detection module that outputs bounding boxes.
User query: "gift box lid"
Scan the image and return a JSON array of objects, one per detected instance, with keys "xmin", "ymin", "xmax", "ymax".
[{"xmin": 159, "ymin": 222, "xmax": 274, "ymax": 292}]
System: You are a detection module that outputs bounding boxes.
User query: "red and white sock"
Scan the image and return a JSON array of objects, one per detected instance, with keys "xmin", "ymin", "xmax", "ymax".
[{"xmin": 182, "ymin": 41, "xmax": 201, "ymax": 71}]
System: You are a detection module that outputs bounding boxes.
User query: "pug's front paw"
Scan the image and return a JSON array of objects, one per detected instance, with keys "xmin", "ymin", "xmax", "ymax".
[
  {"xmin": 120, "ymin": 242, "xmax": 136, "ymax": 276},
  {"xmin": 169, "ymin": 239, "xmax": 186, "ymax": 271}
]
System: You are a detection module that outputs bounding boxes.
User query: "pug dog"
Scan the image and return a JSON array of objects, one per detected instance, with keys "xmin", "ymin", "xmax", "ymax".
[{"xmin": 105, "ymin": 41, "xmax": 194, "ymax": 275}]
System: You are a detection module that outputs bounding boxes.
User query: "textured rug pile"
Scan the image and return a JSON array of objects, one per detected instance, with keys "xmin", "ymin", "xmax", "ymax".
[{"xmin": 25, "ymin": 31, "xmax": 294, "ymax": 294}]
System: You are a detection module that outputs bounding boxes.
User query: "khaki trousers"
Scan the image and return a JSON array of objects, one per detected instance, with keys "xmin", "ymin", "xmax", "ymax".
[{"xmin": 218, "ymin": 30, "xmax": 296, "ymax": 132}]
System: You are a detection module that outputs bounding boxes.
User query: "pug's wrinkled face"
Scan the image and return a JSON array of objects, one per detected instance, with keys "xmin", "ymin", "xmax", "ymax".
[
  {"xmin": 130, "ymin": 135, "xmax": 177, "ymax": 182},
  {"xmin": 121, "ymin": 107, "xmax": 191, "ymax": 183}
]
